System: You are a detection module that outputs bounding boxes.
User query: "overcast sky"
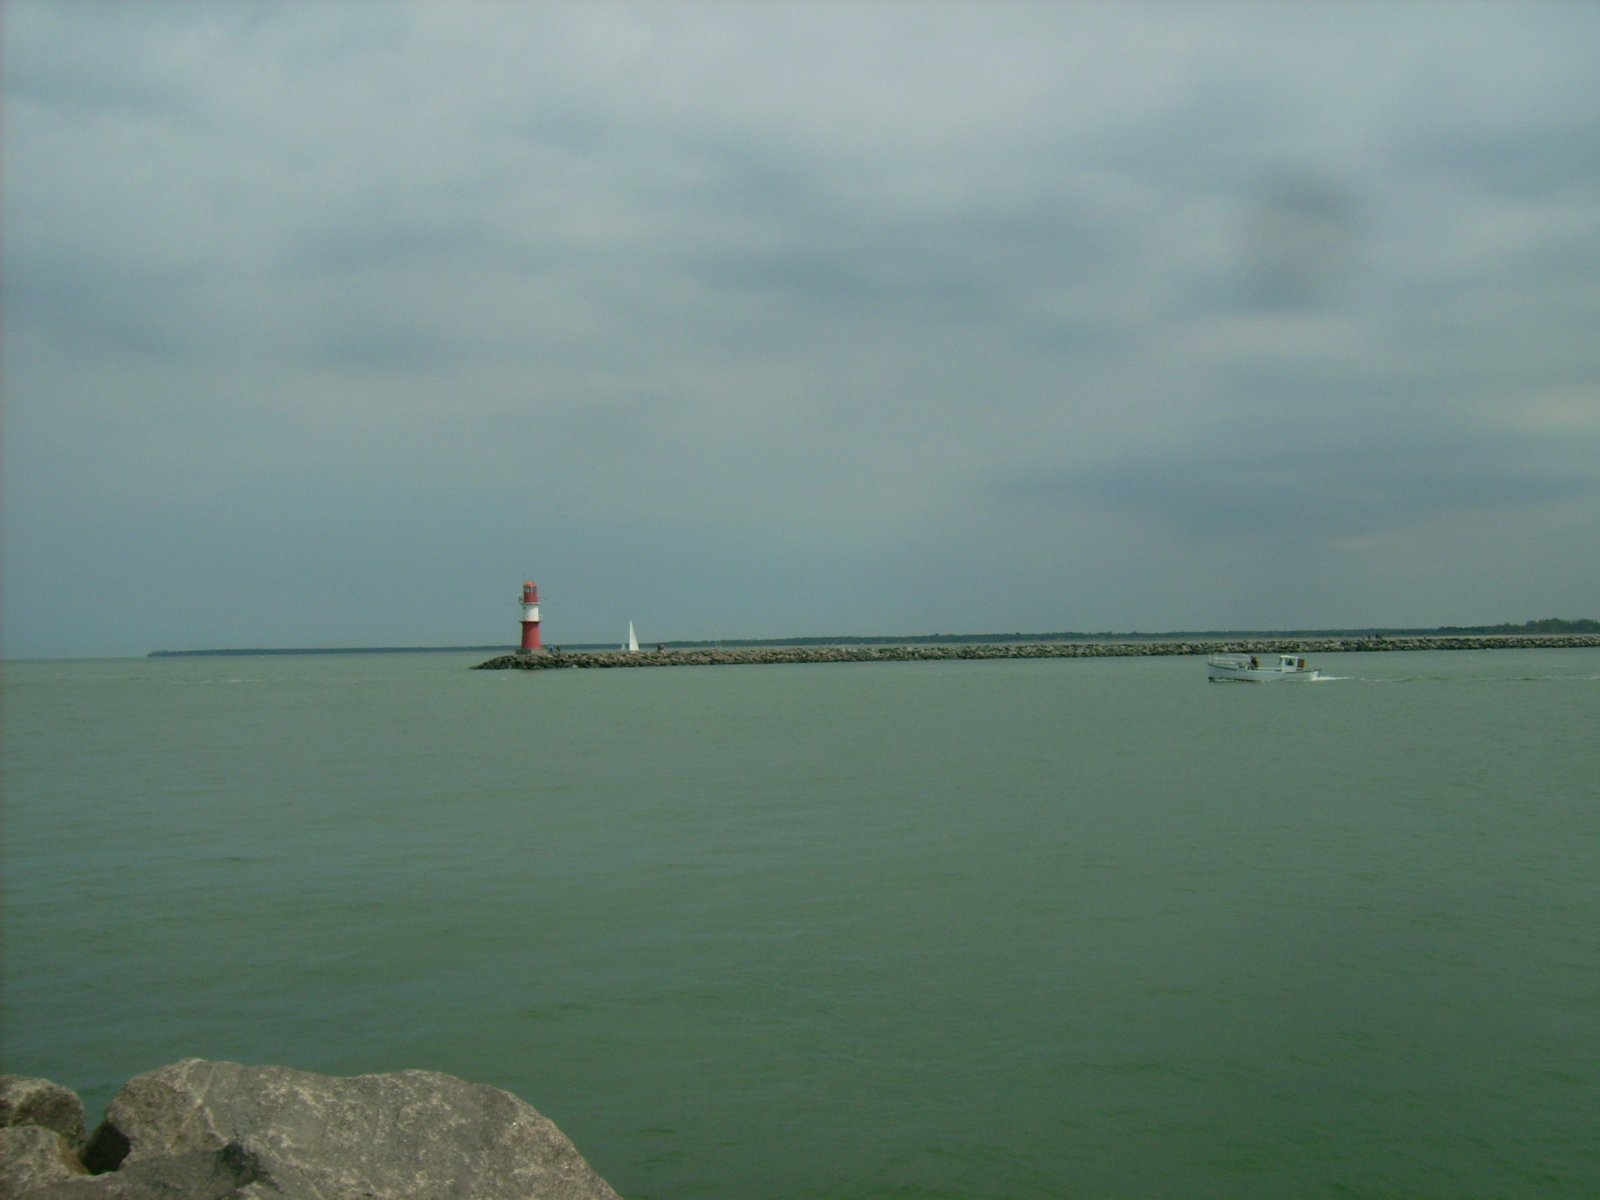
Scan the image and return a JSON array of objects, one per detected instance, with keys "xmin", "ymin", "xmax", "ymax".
[{"xmin": 4, "ymin": 1, "xmax": 1597, "ymax": 657}]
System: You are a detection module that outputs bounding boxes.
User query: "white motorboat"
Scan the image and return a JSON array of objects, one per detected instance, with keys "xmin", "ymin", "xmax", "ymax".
[{"xmin": 1206, "ymin": 653, "xmax": 1320, "ymax": 683}]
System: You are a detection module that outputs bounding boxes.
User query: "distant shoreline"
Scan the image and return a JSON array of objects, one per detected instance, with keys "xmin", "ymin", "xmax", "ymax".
[{"xmin": 148, "ymin": 646, "xmax": 514, "ymax": 657}]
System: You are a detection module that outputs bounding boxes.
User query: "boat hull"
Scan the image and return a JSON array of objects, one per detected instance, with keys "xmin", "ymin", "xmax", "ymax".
[{"xmin": 1206, "ymin": 665, "xmax": 1321, "ymax": 682}]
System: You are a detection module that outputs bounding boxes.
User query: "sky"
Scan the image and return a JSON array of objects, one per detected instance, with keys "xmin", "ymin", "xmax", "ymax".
[{"xmin": 3, "ymin": 1, "xmax": 1598, "ymax": 657}]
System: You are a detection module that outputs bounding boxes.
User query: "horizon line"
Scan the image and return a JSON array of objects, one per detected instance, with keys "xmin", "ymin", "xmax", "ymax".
[{"xmin": 140, "ymin": 618, "xmax": 1600, "ymax": 658}]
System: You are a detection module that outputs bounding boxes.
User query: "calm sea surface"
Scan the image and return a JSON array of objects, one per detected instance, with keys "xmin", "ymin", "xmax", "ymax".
[{"xmin": 3, "ymin": 648, "xmax": 1597, "ymax": 1199}]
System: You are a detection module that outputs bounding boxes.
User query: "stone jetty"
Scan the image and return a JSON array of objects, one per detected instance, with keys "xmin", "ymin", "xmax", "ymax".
[
  {"xmin": 476, "ymin": 634, "xmax": 1600, "ymax": 670},
  {"xmin": 0, "ymin": 1061, "xmax": 621, "ymax": 1200}
]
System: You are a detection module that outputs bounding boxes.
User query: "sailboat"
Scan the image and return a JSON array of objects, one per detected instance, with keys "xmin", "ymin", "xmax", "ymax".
[{"xmin": 625, "ymin": 622, "xmax": 640, "ymax": 653}]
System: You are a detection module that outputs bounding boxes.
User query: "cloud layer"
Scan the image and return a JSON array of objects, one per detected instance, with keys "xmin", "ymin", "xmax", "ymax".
[{"xmin": 4, "ymin": 1, "xmax": 1598, "ymax": 655}]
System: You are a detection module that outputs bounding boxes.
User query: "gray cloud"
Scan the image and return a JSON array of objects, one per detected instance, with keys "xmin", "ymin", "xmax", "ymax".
[
  {"xmin": 4, "ymin": 0, "xmax": 1598, "ymax": 656},
  {"xmin": 1009, "ymin": 433, "xmax": 1592, "ymax": 542}
]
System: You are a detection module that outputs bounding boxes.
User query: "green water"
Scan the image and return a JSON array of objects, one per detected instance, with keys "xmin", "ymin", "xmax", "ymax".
[{"xmin": 3, "ymin": 649, "xmax": 1597, "ymax": 1198}]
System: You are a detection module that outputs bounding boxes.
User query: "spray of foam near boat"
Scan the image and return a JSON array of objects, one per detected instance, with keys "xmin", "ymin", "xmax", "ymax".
[{"xmin": 1207, "ymin": 653, "xmax": 1322, "ymax": 683}]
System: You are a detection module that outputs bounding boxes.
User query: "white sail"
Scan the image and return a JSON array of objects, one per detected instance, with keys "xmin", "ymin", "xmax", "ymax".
[{"xmin": 626, "ymin": 621, "xmax": 639, "ymax": 652}]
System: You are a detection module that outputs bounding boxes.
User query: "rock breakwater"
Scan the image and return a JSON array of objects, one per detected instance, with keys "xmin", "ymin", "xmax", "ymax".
[
  {"xmin": 475, "ymin": 634, "xmax": 1600, "ymax": 670},
  {"xmin": 0, "ymin": 1061, "xmax": 620, "ymax": 1200}
]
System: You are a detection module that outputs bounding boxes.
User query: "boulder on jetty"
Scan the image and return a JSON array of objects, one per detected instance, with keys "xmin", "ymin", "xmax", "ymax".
[
  {"xmin": 1, "ymin": 1076, "xmax": 88, "ymax": 1195},
  {"xmin": 0, "ymin": 1060, "xmax": 621, "ymax": 1200}
]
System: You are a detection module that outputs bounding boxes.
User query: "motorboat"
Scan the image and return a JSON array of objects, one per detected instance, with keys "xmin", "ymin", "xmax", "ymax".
[{"xmin": 1206, "ymin": 653, "xmax": 1320, "ymax": 683}]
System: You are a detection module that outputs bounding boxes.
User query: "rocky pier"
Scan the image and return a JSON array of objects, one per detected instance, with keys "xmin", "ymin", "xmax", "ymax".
[{"xmin": 475, "ymin": 634, "xmax": 1600, "ymax": 670}]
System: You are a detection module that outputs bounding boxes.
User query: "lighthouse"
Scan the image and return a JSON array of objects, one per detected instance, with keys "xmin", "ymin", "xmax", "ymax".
[{"xmin": 519, "ymin": 581, "xmax": 542, "ymax": 652}]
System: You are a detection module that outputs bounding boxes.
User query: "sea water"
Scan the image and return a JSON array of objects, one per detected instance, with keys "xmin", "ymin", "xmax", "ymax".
[{"xmin": 3, "ymin": 648, "xmax": 1597, "ymax": 1199}]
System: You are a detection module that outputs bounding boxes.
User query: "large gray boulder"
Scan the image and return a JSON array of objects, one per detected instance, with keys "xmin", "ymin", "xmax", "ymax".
[{"xmin": 2, "ymin": 1060, "xmax": 621, "ymax": 1200}]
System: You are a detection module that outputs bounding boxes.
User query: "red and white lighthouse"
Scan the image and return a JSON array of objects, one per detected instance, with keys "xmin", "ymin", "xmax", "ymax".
[{"xmin": 519, "ymin": 581, "xmax": 542, "ymax": 652}]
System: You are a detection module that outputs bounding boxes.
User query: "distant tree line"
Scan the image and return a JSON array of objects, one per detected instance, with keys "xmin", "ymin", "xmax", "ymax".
[
  {"xmin": 664, "ymin": 618, "xmax": 1599, "ymax": 650},
  {"xmin": 1431, "ymin": 618, "xmax": 1599, "ymax": 635}
]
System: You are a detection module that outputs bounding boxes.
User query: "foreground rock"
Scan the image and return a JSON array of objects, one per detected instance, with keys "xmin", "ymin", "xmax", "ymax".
[
  {"xmin": 0, "ymin": 1077, "xmax": 89, "ymax": 1195},
  {"xmin": 0, "ymin": 1060, "xmax": 621, "ymax": 1200}
]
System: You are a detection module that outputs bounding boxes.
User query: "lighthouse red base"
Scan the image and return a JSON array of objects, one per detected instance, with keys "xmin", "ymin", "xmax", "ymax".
[{"xmin": 519, "ymin": 581, "xmax": 542, "ymax": 652}]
